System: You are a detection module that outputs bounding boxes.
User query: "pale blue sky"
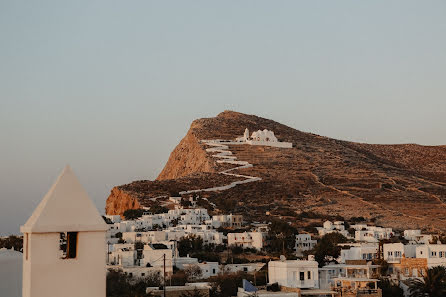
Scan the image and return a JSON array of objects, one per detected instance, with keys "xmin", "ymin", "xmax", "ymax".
[{"xmin": 1, "ymin": 1, "xmax": 445, "ymax": 234}]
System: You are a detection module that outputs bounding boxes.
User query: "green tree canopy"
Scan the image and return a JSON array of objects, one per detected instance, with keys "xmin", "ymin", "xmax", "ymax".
[
  {"xmin": 408, "ymin": 266, "xmax": 446, "ymax": 297},
  {"xmin": 123, "ymin": 209, "xmax": 145, "ymax": 220},
  {"xmin": 313, "ymin": 232, "xmax": 347, "ymax": 267}
]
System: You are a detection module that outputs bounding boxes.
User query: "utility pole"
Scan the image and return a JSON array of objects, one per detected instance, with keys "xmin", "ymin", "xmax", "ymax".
[
  {"xmin": 163, "ymin": 253, "xmax": 166, "ymax": 297},
  {"xmin": 266, "ymin": 259, "xmax": 269, "ymax": 285}
]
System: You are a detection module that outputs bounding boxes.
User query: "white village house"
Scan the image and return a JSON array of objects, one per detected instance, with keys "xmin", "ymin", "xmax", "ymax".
[
  {"xmin": 294, "ymin": 234, "xmax": 317, "ymax": 256},
  {"xmin": 227, "ymin": 231, "xmax": 264, "ymax": 250},
  {"xmin": 268, "ymin": 259, "xmax": 319, "ymax": 289},
  {"xmin": 317, "ymin": 221, "xmax": 349, "ymax": 238}
]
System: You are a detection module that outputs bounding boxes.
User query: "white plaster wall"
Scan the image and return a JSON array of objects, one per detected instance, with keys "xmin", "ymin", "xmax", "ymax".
[
  {"xmin": 268, "ymin": 261, "xmax": 318, "ymax": 289},
  {"xmin": 383, "ymin": 243, "xmax": 404, "ymax": 261},
  {"xmin": 23, "ymin": 231, "xmax": 106, "ymax": 297}
]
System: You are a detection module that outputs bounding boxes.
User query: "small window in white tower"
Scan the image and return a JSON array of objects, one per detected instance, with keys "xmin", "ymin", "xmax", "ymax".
[{"xmin": 59, "ymin": 232, "xmax": 78, "ymax": 259}]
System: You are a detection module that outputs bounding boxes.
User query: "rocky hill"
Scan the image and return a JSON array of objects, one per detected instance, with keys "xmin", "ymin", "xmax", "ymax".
[{"xmin": 106, "ymin": 111, "xmax": 446, "ymax": 232}]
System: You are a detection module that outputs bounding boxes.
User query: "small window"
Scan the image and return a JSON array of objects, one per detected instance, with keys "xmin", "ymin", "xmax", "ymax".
[
  {"xmin": 141, "ymin": 273, "xmax": 145, "ymax": 276},
  {"xmin": 307, "ymin": 271, "xmax": 311, "ymax": 279},
  {"xmin": 60, "ymin": 232, "xmax": 78, "ymax": 259},
  {"xmin": 243, "ymin": 267, "xmax": 248, "ymax": 272},
  {"xmin": 300, "ymin": 272, "xmax": 305, "ymax": 281},
  {"xmin": 25, "ymin": 233, "xmax": 29, "ymax": 260}
]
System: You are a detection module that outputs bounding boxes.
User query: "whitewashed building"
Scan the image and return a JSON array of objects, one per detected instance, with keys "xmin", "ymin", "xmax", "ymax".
[
  {"xmin": 20, "ymin": 166, "xmax": 108, "ymax": 297},
  {"xmin": 318, "ymin": 263, "xmax": 380, "ymax": 290},
  {"xmin": 227, "ymin": 232, "xmax": 264, "ymax": 250},
  {"xmin": 235, "ymin": 128, "xmax": 293, "ymax": 148},
  {"xmin": 317, "ymin": 221, "xmax": 349, "ymax": 238},
  {"xmin": 416, "ymin": 244, "xmax": 446, "ymax": 268},
  {"xmin": 224, "ymin": 263, "xmax": 265, "ymax": 274},
  {"xmin": 211, "ymin": 214, "xmax": 243, "ymax": 229},
  {"xmin": 183, "ymin": 262, "xmax": 220, "ymax": 279},
  {"xmin": 340, "ymin": 243, "xmax": 379, "ymax": 263},
  {"xmin": 142, "ymin": 244, "xmax": 173, "ymax": 274},
  {"xmin": 268, "ymin": 259, "xmax": 319, "ymax": 289},
  {"xmin": 294, "ymin": 234, "xmax": 317, "ymax": 255},
  {"xmin": 383, "ymin": 243, "xmax": 446, "ymax": 268},
  {"xmin": 403, "ymin": 230, "xmax": 433, "ymax": 244},
  {"xmin": 351, "ymin": 224, "xmax": 393, "ymax": 243}
]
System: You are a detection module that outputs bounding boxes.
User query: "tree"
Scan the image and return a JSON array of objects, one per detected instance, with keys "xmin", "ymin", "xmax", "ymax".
[
  {"xmin": 149, "ymin": 204, "xmax": 168, "ymax": 214},
  {"xmin": 181, "ymin": 198, "xmax": 192, "ymax": 208},
  {"xmin": 267, "ymin": 219, "xmax": 298, "ymax": 255},
  {"xmin": 0, "ymin": 235, "xmax": 23, "ymax": 251},
  {"xmin": 209, "ymin": 272, "xmax": 248, "ymax": 297},
  {"xmin": 379, "ymin": 278, "xmax": 404, "ymax": 297},
  {"xmin": 123, "ymin": 209, "xmax": 144, "ymax": 220},
  {"xmin": 313, "ymin": 233, "xmax": 347, "ymax": 267},
  {"xmin": 106, "ymin": 270, "xmax": 160, "ymax": 297},
  {"xmin": 184, "ymin": 265, "xmax": 203, "ymax": 280},
  {"xmin": 180, "ymin": 288, "xmax": 207, "ymax": 297},
  {"xmin": 408, "ymin": 266, "xmax": 446, "ymax": 297},
  {"xmin": 178, "ymin": 235, "xmax": 203, "ymax": 257}
]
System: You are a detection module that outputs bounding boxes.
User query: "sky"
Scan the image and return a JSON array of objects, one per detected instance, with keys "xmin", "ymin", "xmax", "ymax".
[{"xmin": 1, "ymin": 1, "xmax": 445, "ymax": 235}]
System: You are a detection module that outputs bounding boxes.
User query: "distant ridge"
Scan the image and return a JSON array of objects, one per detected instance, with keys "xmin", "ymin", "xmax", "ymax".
[{"xmin": 106, "ymin": 111, "xmax": 446, "ymax": 232}]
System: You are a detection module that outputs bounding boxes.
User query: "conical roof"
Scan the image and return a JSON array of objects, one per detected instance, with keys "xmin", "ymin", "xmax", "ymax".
[{"xmin": 20, "ymin": 165, "xmax": 108, "ymax": 233}]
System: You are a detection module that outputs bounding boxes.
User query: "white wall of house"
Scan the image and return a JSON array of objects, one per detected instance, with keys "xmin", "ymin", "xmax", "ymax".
[
  {"xmin": 317, "ymin": 221, "xmax": 349, "ymax": 238},
  {"xmin": 355, "ymin": 227, "xmax": 393, "ymax": 243},
  {"xmin": 295, "ymin": 234, "xmax": 317, "ymax": 253},
  {"xmin": 416, "ymin": 244, "xmax": 446, "ymax": 268},
  {"xmin": 184, "ymin": 262, "xmax": 219, "ymax": 279},
  {"xmin": 383, "ymin": 243, "xmax": 405, "ymax": 262},
  {"xmin": 227, "ymin": 232, "xmax": 264, "ymax": 250},
  {"xmin": 268, "ymin": 260, "xmax": 319, "ymax": 289},
  {"xmin": 142, "ymin": 246, "xmax": 173, "ymax": 274},
  {"xmin": 224, "ymin": 263, "xmax": 265, "ymax": 274},
  {"xmin": 340, "ymin": 244, "xmax": 379, "ymax": 263},
  {"xmin": 173, "ymin": 256, "xmax": 199, "ymax": 270}
]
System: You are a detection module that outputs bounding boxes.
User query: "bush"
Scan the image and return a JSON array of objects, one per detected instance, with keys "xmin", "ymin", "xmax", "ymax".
[
  {"xmin": 123, "ymin": 209, "xmax": 144, "ymax": 220},
  {"xmin": 209, "ymin": 272, "xmax": 249, "ymax": 297},
  {"xmin": 149, "ymin": 204, "xmax": 168, "ymax": 214},
  {"xmin": 106, "ymin": 270, "xmax": 161, "ymax": 297},
  {"xmin": 0, "ymin": 235, "xmax": 23, "ymax": 252}
]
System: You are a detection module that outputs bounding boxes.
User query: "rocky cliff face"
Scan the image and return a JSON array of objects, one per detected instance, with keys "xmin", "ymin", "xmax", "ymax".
[
  {"xmin": 157, "ymin": 128, "xmax": 216, "ymax": 180},
  {"xmin": 106, "ymin": 111, "xmax": 446, "ymax": 231},
  {"xmin": 105, "ymin": 187, "xmax": 141, "ymax": 216}
]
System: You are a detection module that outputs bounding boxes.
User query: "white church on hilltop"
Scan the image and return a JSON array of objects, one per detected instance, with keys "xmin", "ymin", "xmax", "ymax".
[
  {"xmin": 235, "ymin": 128, "xmax": 293, "ymax": 148},
  {"xmin": 21, "ymin": 165, "xmax": 108, "ymax": 297}
]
